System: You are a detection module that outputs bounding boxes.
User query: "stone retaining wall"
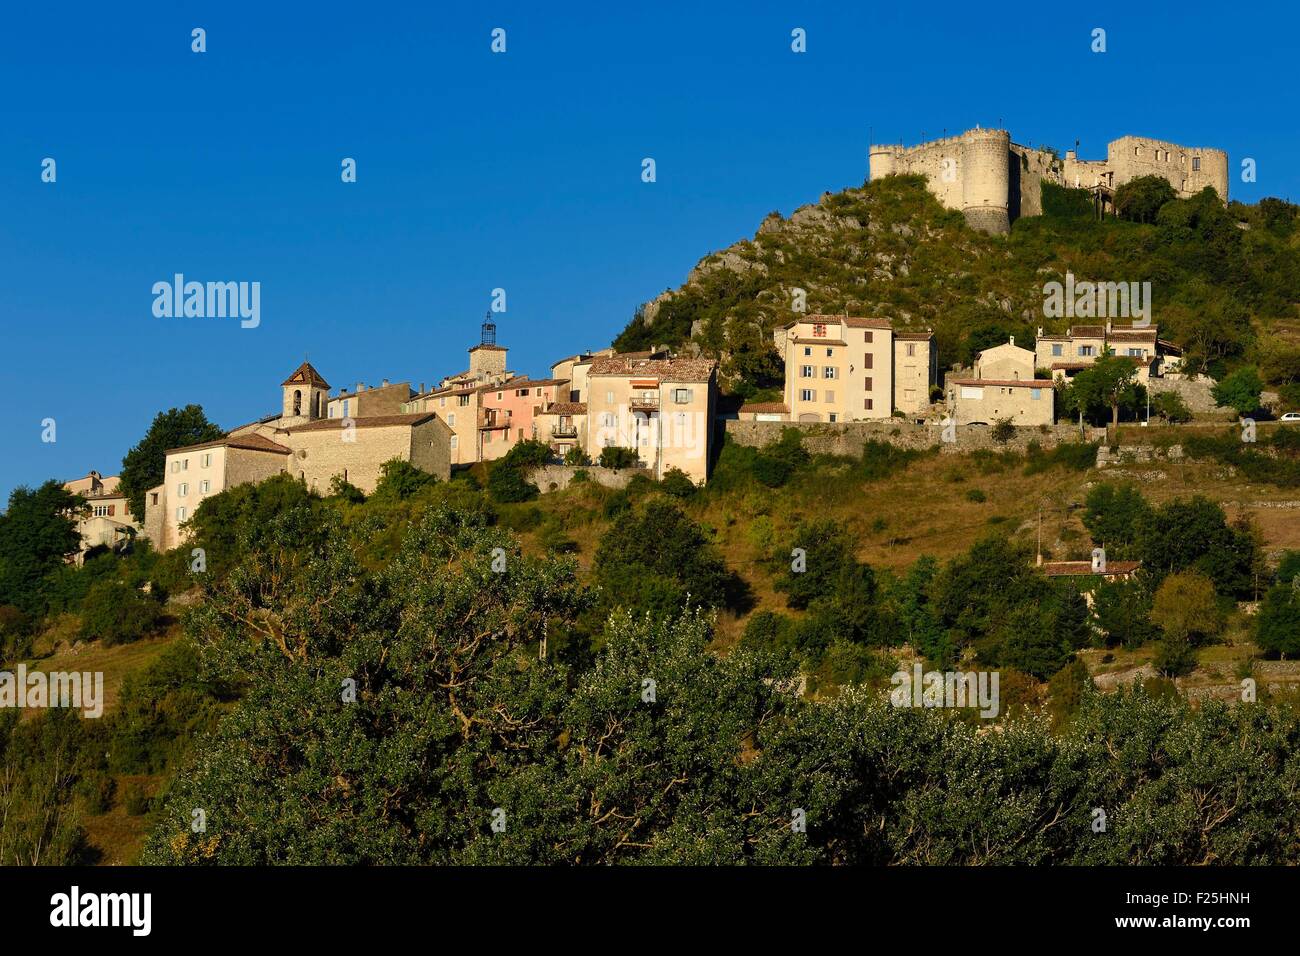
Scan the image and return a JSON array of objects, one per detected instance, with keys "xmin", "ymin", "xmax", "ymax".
[
  {"xmin": 529, "ymin": 464, "xmax": 641, "ymax": 493},
  {"xmin": 723, "ymin": 419, "xmax": 1102, "ymax": 456}
]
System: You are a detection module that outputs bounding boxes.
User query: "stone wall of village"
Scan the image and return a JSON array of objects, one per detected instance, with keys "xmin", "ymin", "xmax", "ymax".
[
  {"xmin": 723, "ymin": 419, "xmax": 1101, "ymax": 456},
  {"xmin": 529, "ymin": 464, "xmax": 642, "ymax": 493}
]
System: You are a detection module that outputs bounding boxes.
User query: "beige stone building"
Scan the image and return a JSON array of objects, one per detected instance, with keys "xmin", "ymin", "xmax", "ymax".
[
  {"xmin": 535, "ymin": 401, "xmax": 588, "ymax": 458},
  {"xmin": 894, "ymin": 332, "xmax": 938, "ymax": 415},
  {"xmin": 870, "ymin": 127, "xmax": 1228, "ymax": 234},
  {"xmin": 151, "ymin": 433, "xmax": 294, "ymax": 552},
  {"xmin": 326, "ymin": 380, "xmax": 415, "ymax": 420},
  {"xmin": 401, "ymin": 323, "xmax": 523, "ymax": 466},
  {"xmin": 61, "ymin": 471, "xmax": 139, "ymax": 563},
  {"xmin": 550, "ymin": 349, "xmax": 614, "ymax": 403},
  {"xmin": 586, "ymin": 355, "xmax": 717, "ymax": 484},
  {"xmin": 142, "ymin": 361, "xmax": 452, "ymax": 552},
  {"xmin": 771, "ymin": 315, "xmax": 936, "ymax": 423},
  {"xmin": 950, "ymin": 337, "xmax": 1053, "ymax": 427}
]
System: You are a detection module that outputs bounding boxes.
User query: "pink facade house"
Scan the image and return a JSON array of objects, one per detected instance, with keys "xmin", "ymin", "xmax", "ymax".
[{"xmin": 477, "ymin": 377, "xmax": 569, "ymax": 461}]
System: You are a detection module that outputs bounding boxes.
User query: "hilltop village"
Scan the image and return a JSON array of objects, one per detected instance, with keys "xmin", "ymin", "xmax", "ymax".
[{"xmin": 64, "ymin": 310, "xmax": 1190, "ymax": 559}]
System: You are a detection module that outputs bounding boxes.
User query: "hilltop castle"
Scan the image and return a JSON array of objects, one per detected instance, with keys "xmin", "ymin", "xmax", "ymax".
[{"xmin": 868, "ymin": 128, "xmax": 1228, "ymax": 234}]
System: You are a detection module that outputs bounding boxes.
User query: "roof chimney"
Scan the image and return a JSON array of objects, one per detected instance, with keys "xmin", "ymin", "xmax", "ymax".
[
  {"xmin": 1037, "ymin": 326, "xmax": 1043, "ymax": 338},
  {"xmin": 419, "ymin": 382, "xmax": 425, "ymax": 395},
  {"xmin": 357, "ymin": 382, "xmax": 365, "ymax": 392},
  {"xmin": 1009, "ymin": 335, "xmax": 1015, "ymax": 346},
  {"xmin": 382, "ymin": 378, "xmax": 389, "ymax": 387}
]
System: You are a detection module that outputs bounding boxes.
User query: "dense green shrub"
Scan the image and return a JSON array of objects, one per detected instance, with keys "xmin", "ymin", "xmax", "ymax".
[
  {"xmin": 597, "ymin": 446, "xmax": 639, "ymax": 470},
  {"xmin": 77, "ymin": 579, "xmax": 163, "ymax": 646},
  {"xmin": 659, "ymin": 468, "xmax": 697, "ymax": 498}
]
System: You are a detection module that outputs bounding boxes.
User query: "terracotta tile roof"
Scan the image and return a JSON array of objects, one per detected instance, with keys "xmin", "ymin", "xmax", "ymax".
[
  {"xmin": 1107, "ymin": 330, "xmax": 1158, "ymax": 342},
  {"xmin": 739, "ymin": 402, "xmax": 789, "ymax": 413},
  {"xmin": 281, "ymin": 361, "xmax": 331, "ymax": 389},
  {"xmin": 168, "ymin": 433, "xmax": 293, "ymax": 455},
  {"xmin": 952, "ymin": 378, "xmax": 1054, "ymax": 388},
  {"xmin": 782, "ymin": 315, "xmax": 894, "ymax": 331},
  {"xmin": 1041, "ymin": 560, "xmax": 1141, "ymax": 577},
  {"xmin": 225, "ymin": 412, "xmax": 283, "ymax": 433},
  {"xmin": 551, "ymin": 350, "xmax": 609, "ymax": 366},
  {"xmin": 589, "ymin": 356, "xmax": 717, "ymax": 383},
  {"xmin": 894, "ymin": 331, "xmax": 934, "ymax": 341},
  {"xmin": 275, "ymin": 412, "xmax": 441, "ymax": 433},
  {"xmin": 791, "ymin": 338, "xmax": 848, "ymax": 346},
  {"xmin": 1069, "ymin": 326, "xmax": 1106, "ymax": 337},
  {"xmin": 539, "ymin": 402, "xmax": 587, "ymax": 415},
  {"xmin": 479, "ymin": 377, "xmax": 570, "ymax": 392},
  {"xmin": 517, "ymin": 377, "xmax": 569, "ymax": 387},
  {"xmin": 422, "ymin": 385, "xmax": 478, "ymax": 398}
]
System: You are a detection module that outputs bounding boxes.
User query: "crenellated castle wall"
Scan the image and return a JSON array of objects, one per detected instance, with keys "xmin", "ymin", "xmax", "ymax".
[{"xmin": 869, "ymin": 127, "xmax": 1229, "ymax": 234}]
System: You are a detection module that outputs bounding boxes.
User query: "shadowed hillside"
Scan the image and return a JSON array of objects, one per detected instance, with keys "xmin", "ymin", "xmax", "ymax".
[{"xmin": 615, "ymin": 175, "xmax": 1300, "ymax": 402}]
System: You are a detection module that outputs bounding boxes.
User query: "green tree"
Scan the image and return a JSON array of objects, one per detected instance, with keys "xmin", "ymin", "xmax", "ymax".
[
  {"xmin": 1068, "ymin": 351, "xmax": 1142, "ymax": 427},
  {"xmin": 328, "ymin": 474, "xmax": 366, "ymax": 504},
  {"xmin": 1082, "ymin": 482, "xmax": 1153, "ymax": 559},
  {"xmin": 118, "ymin": 406, "xmax": 223, "ymax": 520},
  {"xmin": 1255, "ymin": 584, "xmax": 1300, "ymax": 659},
  {"xmin": 931, "ymin": 536, "xmax": 1089, "ymax": 678},
  {"xmin": 0, "ymin": 481, "xmax": 84, "ymax": 617},
  {"xmin": 597, "ymin": 446, "xmax": 639, "ymax": 470},
  {"xmin": 373, "ymin": 458, "xmax": 438, "ymax": 501},
  {"xmin": 186, "ymin": 472, "xmax": 324, "ymax": 578},
  {"xmin": 0, "ymin": 605, "xmax": 34, "ymax": 663},
  {"xmin": 1091, "ymin": 577, "xmax": 1160, "ymax": 649},
  {"xmin": 594, "ymin": 499, "xmax": 737, "ymax": 615},
  {"xmin": 1211, "ymin": 366, "xmax": 1264, "ymax": 416},
  {"xmin": 486, "ymin": 464, "xmax": 538, "ymax": 503},
  {"xmin": 1149, "ymin": 571, "xmax": 1225, "ymax": 646},
  {"xmin": 1152, "ymin": 390, "xmax": 1192, "ymax": 423},
  {"xmin": 659, "ymin": 468, "xmax": 697, "ymax": 498},
  {"xmin": 1113, "ymin": 175, "xmax": 1177, "ymax": 224},
  {"xmin": 78, "ymin": 578, "xmax": 164, "ymax": 646},
  {"xmin": 1137, "ymin": 496, "xmax": 1256, "ymax": 597}
]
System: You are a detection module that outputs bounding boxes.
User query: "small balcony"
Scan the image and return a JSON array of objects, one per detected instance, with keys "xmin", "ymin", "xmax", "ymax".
[
  {"xmin": 630, "ymin": 396, "xmax": 660, "ymax": 411},
  {"xmin": 552, "ymin": 423, "xmax": 578, "ymax": 438}
]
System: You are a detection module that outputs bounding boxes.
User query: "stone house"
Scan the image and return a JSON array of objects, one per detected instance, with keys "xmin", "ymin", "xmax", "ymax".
[
  {"xmin": 950, "ymin": 337, "xmax": 1054, "ymax": 427},
  {"xmin": 773, "ymin": 315, "xmax": 937, "ymax": 423},
  {"xmin": 141, "ymin": 361, "xmax": 452, "ymax": 552},
  {"xmin": 585, "ymin": 354, "xmax": 717, "ymax": 484},
  {"xmin": 1035, "ymin": 323, "xmax": 1164, "ymax": 384},
  {"xmin": 61, "ymin": 471, "xmax": 139, "ymax": 563}
]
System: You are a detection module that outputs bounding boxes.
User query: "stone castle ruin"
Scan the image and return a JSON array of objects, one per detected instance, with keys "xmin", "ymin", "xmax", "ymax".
[{"xmin": 868, "ymin": 127, "xmax": 1228, "ymax": 234}]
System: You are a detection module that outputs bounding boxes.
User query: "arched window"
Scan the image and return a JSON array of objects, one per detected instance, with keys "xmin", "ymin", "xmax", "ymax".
[{"xmin": 293, "ymin": 390, "xmax": 303, "ymax": 415}]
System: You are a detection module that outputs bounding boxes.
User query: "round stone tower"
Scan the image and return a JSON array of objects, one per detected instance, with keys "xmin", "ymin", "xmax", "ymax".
[
  {"xmin": 868, "ymin": 146, "xmax": 898, "ymax": 181},
  {"xmin": 960, "ymin": 128, "xmax": 1011, "ymax": 234}
]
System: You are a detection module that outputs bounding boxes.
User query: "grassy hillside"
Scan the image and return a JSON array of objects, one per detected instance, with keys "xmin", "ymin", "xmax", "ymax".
[{"xmin": 614, "ymin": 175, "xmax": 1300, "ymax": 401}]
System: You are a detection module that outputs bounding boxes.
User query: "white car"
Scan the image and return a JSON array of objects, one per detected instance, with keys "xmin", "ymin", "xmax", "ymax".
[{"xmin": 1281, "ymin": 412, "xmax": 1300, "ymax": 423}]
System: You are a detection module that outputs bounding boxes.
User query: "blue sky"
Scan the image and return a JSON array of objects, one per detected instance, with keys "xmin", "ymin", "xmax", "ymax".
[{"xmin": 1, "ymin": 0, "xmax": 1295, "ymax": 502}]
